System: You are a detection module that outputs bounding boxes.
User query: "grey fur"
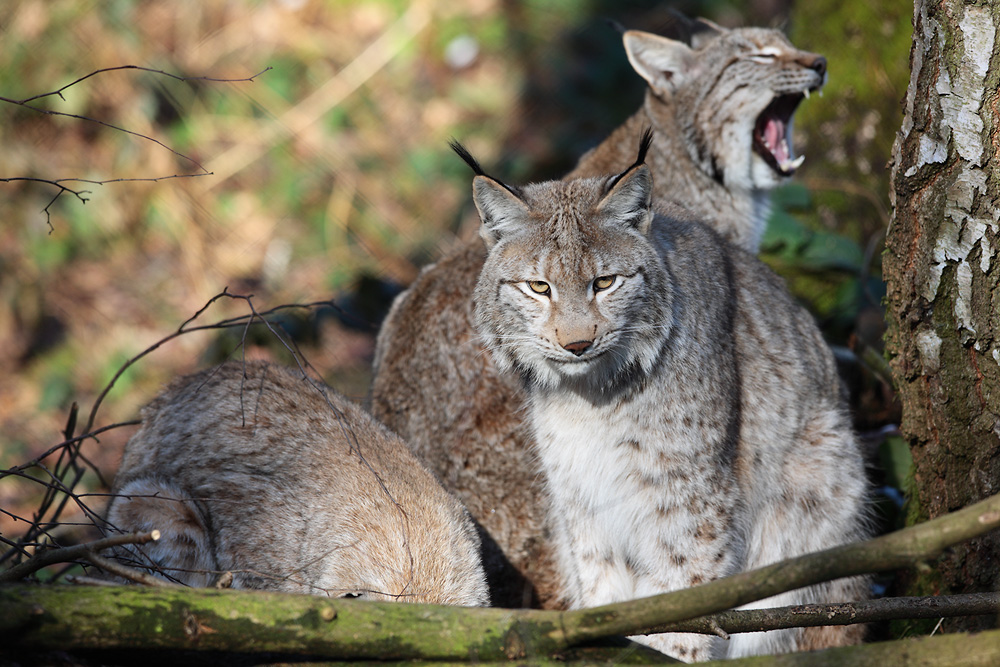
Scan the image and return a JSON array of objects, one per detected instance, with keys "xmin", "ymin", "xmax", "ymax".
[
  {"xmin": 105, "ymin": 361, "xmax": 489, "ymax": 606},
  {"xmin": 370, "ymin": 20, "xmax": 828, "ymax": 610},
  {"xmin": 471, "ymin": 160, "xmax": 869, "ymax": 660}
]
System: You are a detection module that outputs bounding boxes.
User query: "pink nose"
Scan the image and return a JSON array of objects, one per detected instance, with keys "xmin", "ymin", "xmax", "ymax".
[{"xmin": 562, "ymin": 340, "xmax": 592, "ymax": 356}]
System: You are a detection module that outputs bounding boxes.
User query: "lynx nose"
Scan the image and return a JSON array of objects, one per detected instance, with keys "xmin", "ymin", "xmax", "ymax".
[
  {"xmin": 562, "ymin": 340, "xmax": 593, "ymax": 356},
  {"xmin": 808, "ymin": 55, "xmax": 827, "ymax": 77}
]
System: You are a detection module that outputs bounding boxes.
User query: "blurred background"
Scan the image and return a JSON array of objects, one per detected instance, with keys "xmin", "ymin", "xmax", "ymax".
[{"xmin": 1, "ymin": 0, "xmax": 911, "ymax": 549}]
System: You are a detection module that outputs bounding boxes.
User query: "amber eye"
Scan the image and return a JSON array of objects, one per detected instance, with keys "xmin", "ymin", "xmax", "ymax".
[
  {"xmin": 527, "ymin": 280, "xmax": 551, "ymax": 295},
  {"xmin": 593, "ymin": 275, "xmax": 616, "ymax": 291}
]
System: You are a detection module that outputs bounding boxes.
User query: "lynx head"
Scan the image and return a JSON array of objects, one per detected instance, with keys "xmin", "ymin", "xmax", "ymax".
[
  {"xmin": 454, "ymin": 132, "xmax": 673, "ymax": 394},
  {"xmin": 623, "ymin": 18, "xmax": 826, "ymax": 191}
]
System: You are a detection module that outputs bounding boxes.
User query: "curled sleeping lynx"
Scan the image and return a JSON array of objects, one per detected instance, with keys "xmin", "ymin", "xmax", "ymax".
[
  {"xmin": 371, "ymin": 18, "xmax": 827, "ymax": 607},
  {"xmin": 460, "ymin": 132, "xmax": 869, "ymax": 660},
  {"xmin": 104, "ymin": 361, "xmax": 489, "ymax": 606}
]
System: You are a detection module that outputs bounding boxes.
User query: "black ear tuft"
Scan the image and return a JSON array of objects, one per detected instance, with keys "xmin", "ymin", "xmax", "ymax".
[
  {"xmin": 604, "ymin": 18, "xmax": 626, "ymax": 35},
  {"xmin": 607, "ymin": 127, "xmax": 654, "ymax": 191},
  {"xmin": 664, "ymin": 9, "xmax": 696, "ymax": 44},
  {"xmin": 635, "ymin": 127, "xmax": 654, "ymax": 167},
  {"xmin": 449, "ymin": 139, "xmax": 523, "ymax": 197},
  {"xmin": 449, "ymin": 139, "xmax": 486, "ymax": 176}
]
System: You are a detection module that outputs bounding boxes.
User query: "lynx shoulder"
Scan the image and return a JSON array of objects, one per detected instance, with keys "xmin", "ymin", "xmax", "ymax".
[
  {"xmin": 465, "ymin": 135, "xmax": 869, "ymax": 660},
  {"xmin": 370, "ymin": 18, "xmax": 826, "ymax": 607},
  {"xmin": 105, "ymin": 361, "xmax": 488, "ymax": 606}
]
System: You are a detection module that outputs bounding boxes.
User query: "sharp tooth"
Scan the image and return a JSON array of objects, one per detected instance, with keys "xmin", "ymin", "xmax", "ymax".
[
  {"xmin": 803, "ymin": 88, "xmax": 810, "ymax": 100},
  {"xmin": 788, "ymin": 155, "xmax": 805, "ymax": 171}
]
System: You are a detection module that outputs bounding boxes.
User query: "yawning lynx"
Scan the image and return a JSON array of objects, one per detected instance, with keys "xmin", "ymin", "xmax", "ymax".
[
  {"xmin": 581, "ymin": 18, "xmax": 826, "ymax": 249},
  {"xmin": 105, "ymin": 361, "xmax": 489, "ymax": 606},
  {"xmin": 371, "ymin": 18, "xmax": 827, "ymax": 607},
  {"xmin": 462, "ymin": 133, "xmax": 868, "ymax": 660}
]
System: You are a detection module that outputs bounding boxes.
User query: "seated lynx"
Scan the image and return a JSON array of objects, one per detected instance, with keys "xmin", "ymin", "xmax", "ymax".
[
  {"xmin": 370, "ymin": 18, "xmax": 826, "ymax": 607},
  {"xmin": 104, "ymin": 361, "xmax": 489, "ymax": 606},
  {"xmin": 458, "ymin": 132, "xmax": 868, "ymax": 660}
]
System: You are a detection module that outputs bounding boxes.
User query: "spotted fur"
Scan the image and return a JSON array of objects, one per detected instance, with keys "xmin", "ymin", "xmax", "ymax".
[
  {"xmin": 470, "ymin": 151, "xmax": 868, "ymax": 661},
  {"xmin": 370, "ymin": 18, "xmax": 827, "ymax": 611},
  {"xmin": 105, "ymin": 361, "xmax": 489, "ymax": 606}
]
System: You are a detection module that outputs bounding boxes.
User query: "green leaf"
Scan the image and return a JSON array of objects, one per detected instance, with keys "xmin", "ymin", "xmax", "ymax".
[
  {"xmin": 879, "ymin": 436, "xmax": 914, "ymax": 491},
  {"xmin": 800, "ymin": 232, "xmax": 865, "ymax": 272}
]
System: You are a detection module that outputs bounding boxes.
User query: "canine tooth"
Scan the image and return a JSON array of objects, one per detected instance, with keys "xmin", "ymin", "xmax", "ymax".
[
  {"xmin": 803, "ymin": 88, "xmax": 810, "ymax": 100},
  {"xmin": 789, "ymin": 155, "xmax": 805, "ymax": 170}
]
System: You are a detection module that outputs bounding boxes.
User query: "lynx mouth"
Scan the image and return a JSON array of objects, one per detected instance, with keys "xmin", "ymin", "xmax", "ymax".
[{"xmin": 753, "ymin": 93, "xmax": 807, "ymax": 176}]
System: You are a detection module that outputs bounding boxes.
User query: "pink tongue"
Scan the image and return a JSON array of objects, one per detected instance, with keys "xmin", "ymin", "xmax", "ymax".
[{"xmin": 765, "ymin": 118, "xmax": 788, "ymax": 162}]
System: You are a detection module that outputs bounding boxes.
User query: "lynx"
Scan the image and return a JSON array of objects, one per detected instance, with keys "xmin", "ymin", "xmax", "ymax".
[
  {"xmin": 462, "ymin": 133, "xmax": 869, "ymax": 661},
  {"xmin": 104, "ymin": 361, "xmax": 489, "ymax": 606},
  {"xmin": 371, "ymin": 19, "xmax": 827, "ymax": 607}
]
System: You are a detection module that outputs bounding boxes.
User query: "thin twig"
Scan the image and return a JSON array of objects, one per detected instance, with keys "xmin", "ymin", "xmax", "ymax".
[
  {"xmin": 64, "ymin": 574, "xmax": 122, "ymax": 587},
  {"xmin": 2, "ymin": 64, "xmax": 271, "ymax": 106},
  {"xmin": 85, "ymin": 551, "xmax": 183, "ymax": 589},
  {"xmin": 1, "ymin": 64, "xmax": 271, "ymax": 229},
  {"xmin": 0, "ymin": 531, "xmax": 161, "ymax": 584}
]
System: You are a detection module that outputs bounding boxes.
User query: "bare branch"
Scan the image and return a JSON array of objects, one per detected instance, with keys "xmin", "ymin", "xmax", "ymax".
[
  {"xmin": 85, "ymin": 551, "xmax": 184, "ymax": 589},
  {"xmin": 556, "ymin": 492, "xmax": 1000, "ymax": 646},
  {"xmin": 1, "ymin": 64, "xmax": 271, "ymax": 228},
  {"xmin": 4, "ymin": 64, "xmax": 272, "ymax": 106},
  {"xmin": 648, "ymin": 593, "xmax": 1000, "ymax": 636},
  {"xmin": 2, "ymin": 489, "xmax": 1000, "ymax": 663},
  {"xmin": 0, "ymin": 531, "xmax": 162, "ymax": 584}
]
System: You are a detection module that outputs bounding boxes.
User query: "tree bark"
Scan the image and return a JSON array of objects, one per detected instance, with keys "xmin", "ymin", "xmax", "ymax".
[{"xmin": 884, "ymin": 0, "xmax": 1000, "ymax": 632}]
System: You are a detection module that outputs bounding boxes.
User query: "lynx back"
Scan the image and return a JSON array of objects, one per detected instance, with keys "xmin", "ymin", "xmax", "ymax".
[
  {"xmin": 105, "ymin": 361, "xmax": 489, "ymax": 606},
  {"xmin": 370, "ymin": 18, "xmax": 826, "ymax": 608}
]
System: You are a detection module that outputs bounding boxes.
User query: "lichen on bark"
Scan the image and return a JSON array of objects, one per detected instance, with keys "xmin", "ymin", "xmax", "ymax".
[{"xmin": 885, "ymin": 0, "xmax": 1000, "ymax": 632}]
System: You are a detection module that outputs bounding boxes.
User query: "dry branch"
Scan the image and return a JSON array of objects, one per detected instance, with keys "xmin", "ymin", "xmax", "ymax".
[
  {"xmin": 0, "ymin": 64, "xmax": 270, "ymax": 228},
  {"xmin": 0, "ymin": 531, "xmax": 164, "ymax": 586},
  {"xmin": 650, "ymin": 593, "xmax": 999, "ymax": 636},
  {"xmin": 2, "ymin": 492, "xmax": 999, "ymax": 662},
  {"xmin": 555, "ymin": 492, "xmax": 1000, "ymax": 646}
]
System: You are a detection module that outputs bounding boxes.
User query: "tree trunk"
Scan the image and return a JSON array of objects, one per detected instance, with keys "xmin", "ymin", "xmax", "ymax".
[{"xmin": 884, "ymin": 0, "xmax": 1000, "ymax": 632}]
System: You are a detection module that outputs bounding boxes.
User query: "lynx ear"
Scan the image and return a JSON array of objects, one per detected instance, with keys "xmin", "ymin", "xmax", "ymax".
[
  {"xmin": 472, "ymin": 175, "xmax": 529, "ymax": 250},
  {"xmin": 623, "ymin": 29, "xmax": 696, "ymax": 95},
  {"xmin": 663, "ymin": 11, "xmax": 725, "ymax": 49},
  {"xmin": 687, "ymin": 17, "xmax": 725, "ymax": 49},
  {"xmin": 450, "ymin": 139, "xmax": 528, "ymax": 249},
  {"xmin": 597, "ymin": 166, "xmax": 653, "ymax": 236}
]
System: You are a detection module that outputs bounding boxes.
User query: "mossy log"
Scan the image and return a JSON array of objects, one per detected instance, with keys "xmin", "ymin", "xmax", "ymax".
[{"xmin": 3, "ymin": 492, "xmax": 999, "ymax": 663}]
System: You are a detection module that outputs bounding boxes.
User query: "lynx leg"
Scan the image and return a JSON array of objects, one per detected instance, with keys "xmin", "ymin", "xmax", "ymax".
[{"xmin": 729, "ymin": 409, "xmax": 869, "ymax": 658}]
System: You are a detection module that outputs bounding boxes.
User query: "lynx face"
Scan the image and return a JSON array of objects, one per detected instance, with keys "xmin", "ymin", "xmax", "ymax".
[
  {"xmin": 469, "ymin": 146, "xmax": 672, "ymax": 393},
  {"xmin": 625, "ymin": 22, "xmax": 826, "ymax": 191}
]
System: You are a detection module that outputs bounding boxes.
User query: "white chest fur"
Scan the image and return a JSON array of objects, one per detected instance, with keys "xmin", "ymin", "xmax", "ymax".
[{"xmin": 530, "ymin": 389, "xmax": 741, "ymax": 606}]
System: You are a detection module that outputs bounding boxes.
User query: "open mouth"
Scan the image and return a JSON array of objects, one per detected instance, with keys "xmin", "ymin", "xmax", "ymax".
[{"xmin": 753, "ymin": 93, "xmax": 807, "ymax": 176}]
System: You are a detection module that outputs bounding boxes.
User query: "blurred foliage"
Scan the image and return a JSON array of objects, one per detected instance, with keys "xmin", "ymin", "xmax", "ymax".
[
  {"xmin": 0, "ymin": 0, "xmax": 910, "ymax": 540},
  {"xmin": 782, "ymin": 0, "xmax": 912, "ymax": 341}
]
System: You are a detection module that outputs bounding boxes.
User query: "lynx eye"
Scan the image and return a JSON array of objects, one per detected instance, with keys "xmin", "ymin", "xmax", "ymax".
[
  {"xmin": 593, "ymin": 275, "xmax": 616, "ymax": 291},
  {"xmin": 750, "ymin": 47, "xmax": 781, "ymax": 63},
  {"xmin": 527, "ymin": 280, "xmax": 551, "ymax": 295}
]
